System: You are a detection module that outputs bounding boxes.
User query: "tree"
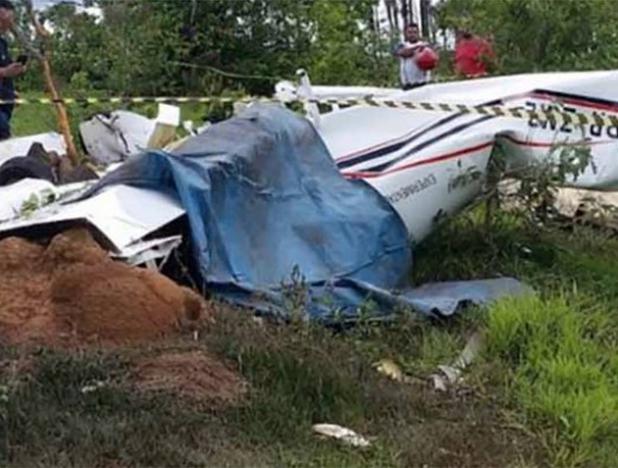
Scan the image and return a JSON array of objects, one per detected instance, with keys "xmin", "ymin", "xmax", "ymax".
[
  {"xmin": 307, "ymin": 0, "xmax": 395, "ymax": 86},
  {"xmin": 21, "ymin": 0, "xmax": 401, "ymax": 95},
  {"xmin": 41, "ymin": 2, "xmax": 107, "ymax": 90},
  {"xmin": 435, "ymin": 0, "xmax": 618, "ymax": 74}
]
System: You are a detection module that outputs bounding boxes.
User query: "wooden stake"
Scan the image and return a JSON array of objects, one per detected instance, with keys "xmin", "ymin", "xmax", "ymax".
[{"xmin": 20, "ymin": 0, "xmax": 80, "ymax": 166}]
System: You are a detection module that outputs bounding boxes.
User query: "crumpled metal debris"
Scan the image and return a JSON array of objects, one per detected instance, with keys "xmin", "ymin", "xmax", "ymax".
[
  {"xmin": 79, "ymin": 104, "xmax": 181, "ymax": 165},
  {"xmin": 312, "ymin": 423, "xmax": 371, "ymax": 448},
  {"xmin": 430, "ymin": 331, "xmax": 484, "ymax": 392},
  {"xmin": 552, "ymin": 187, "xmax": 618, "ymax": 230},
  {"xmin": 0, "ymin": 106, "xmax": 190, "ymax": 274},
  {"xmin": 81, "ymin": 380, "xmax": 107, "ymax": 394},
  {"xmin": 111, "ymin": 235, "xmax": 182, "ymax": 270},
  {"xmin": 0, "ymin": 182, "xmax": 186, "ymax": 270}
]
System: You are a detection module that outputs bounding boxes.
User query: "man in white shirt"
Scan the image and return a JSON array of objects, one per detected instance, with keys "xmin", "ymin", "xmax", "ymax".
[{"xmin": 393, "ymin": 22, "xmax": 430, "ymax": 90}]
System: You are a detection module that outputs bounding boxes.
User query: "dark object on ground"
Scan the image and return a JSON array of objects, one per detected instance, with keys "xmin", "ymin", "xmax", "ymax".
[
  {"xmin": 0, "ymin": 142, "xmax": 98, "ymax": 186},
  {"xmin": 0, "ymin": 156, "xmax": 54, "ymax": 185}
]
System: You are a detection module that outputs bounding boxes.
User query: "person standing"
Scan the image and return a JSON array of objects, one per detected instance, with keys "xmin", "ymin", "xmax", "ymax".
[
  {"xmin": 0, "ymin": 0, "xmax": 25, "ymax": 140},
  {"xmin": 454, "ymin": 29, "xmax": 496, "ymax": 78},
  {"xmin": 393, "ymin": 22, "xmax": 432, "ymax": 90}
]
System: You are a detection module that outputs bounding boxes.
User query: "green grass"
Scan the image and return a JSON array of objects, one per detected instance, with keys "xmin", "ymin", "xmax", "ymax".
[
  {"xmin": 412, "ymin": 209, "xmax": 618, "ymax": 467},
  {"xmin": 486, "ymin": 295, "xmax": 618, "ymax": 466},
  {"xmin": 0, "ymin": 308, "xmax": 542, "ymax": 467}
]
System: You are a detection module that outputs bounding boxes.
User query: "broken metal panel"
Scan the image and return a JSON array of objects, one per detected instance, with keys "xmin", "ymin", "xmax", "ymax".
[
  {"xmin": 79, "ymin": 111, "xmax": 155, "ymax": 165},
  {"xmin": 147, "ymin": 104, "xmax": 181, "ymax": 149},
  {"xmin": 0, "ymin": 179, "xmax": 184, "ymax": 269},
  {"xmin": 0, "ymin": 184, "xmax": 185, "ymax": 252},
  {"xmin": 79, "ymin": 104, "xmax": 181, "ymax": 165},
  {"xmin": 111, "ymin": 235, "xmax": 182, "ymax": 269}
]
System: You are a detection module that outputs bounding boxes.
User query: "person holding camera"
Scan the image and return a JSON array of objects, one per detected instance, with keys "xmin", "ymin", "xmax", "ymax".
[{"xmin": 0, "ymin": 0, "xmax": 26, "ymax": 140}]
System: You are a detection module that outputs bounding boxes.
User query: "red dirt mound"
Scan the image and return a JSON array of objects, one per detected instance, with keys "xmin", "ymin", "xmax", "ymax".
[
  {"xmin": 0, "ymin": 228, "xmax": 208, "ymax": 347},
  {"xmin": 131, "ymin": 350, "xmax": 247, "ymax": 404}
]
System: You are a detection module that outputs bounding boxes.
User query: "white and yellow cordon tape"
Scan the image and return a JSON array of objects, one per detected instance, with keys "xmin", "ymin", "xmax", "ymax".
[{"xmin": 2, "ymin": 95, "xmax": 617, "ymax": 128}]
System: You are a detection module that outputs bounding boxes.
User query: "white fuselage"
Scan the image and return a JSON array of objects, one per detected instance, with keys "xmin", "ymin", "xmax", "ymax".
[{"xmin": 296, "ymin": 71, "xmax": 618, "ymax": 242}]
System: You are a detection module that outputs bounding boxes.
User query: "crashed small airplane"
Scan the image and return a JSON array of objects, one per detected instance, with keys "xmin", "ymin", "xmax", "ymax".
[{"xmin": 0, "ymin": 70, "xmax": 617, "ymax": 320}]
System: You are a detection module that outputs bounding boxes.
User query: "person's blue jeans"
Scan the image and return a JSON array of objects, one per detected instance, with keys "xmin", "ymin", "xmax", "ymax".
[{"xmin": 0, "ymin": 109, "xmax": 11, "ymax": 140}]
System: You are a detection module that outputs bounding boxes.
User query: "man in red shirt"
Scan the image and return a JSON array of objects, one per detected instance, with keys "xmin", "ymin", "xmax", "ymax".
[{"xmin": 454, "ymin": 30, "xmax": 495, "ymax": 78}]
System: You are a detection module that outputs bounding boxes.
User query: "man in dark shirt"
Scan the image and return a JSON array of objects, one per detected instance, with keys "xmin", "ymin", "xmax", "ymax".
[{"xmin": 0, "ymin": 0, "xmax": 25, "ymax": 140}]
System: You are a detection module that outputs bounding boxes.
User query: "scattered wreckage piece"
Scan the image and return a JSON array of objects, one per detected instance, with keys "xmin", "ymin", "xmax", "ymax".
[
  {"xmin": 373, "ymin": 332, "xmax": 485, "ymax": 392},
  {"xmin": 373, "ymin": 358, "xmax": 406, "ymax": 382},
  {"xmin": 372, "ymin": 358, "xmax": 424, "ymax": 385},
  {"xmin": 552, "ymin": 187, "xmax": 618, "ymax": 231},
  {"xmin": 0, "ymin": 183, "xmax": 186, "ymax": 270},
  {"xmin": 111, "ymin": 235, "xmax": 183, "ymax": 269},
  {"xmin": 79, "ymin": 103, "xmax": 181, "ymax": 165},
  {"xmin": 79, "ymin": 110, "xmax": 153, "ymax": 164},
  {"xmin": 430, "ymin": 331, "xmax": 484, "ymax": 392},
  {"xmin": 497, "ymin": 179, "xmax": 618, "ymax": 231},
  {"xmin": 312, "ymin": 423, "xmax": 371, "ymax": 448}
]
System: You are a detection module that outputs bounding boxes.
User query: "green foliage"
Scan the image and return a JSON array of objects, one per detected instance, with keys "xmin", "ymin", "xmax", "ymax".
[
  {"xmin": 14, "ymin": 0, "xmax": 397, "ymax": 98},
  {"xmin": 307, "ymin": 0, "xmax": 395, "ymax": 87},
  {"xmin": 489, "ymin": 139, "xmax": 595, "ymax": 225},
  {"xmin": 19, "ymin": 188, "xmax": 56, "ymax": 218},
  {"xmin": 11, "ymin": 0, "xmax": 618, "ymax": 98},
  {"xmin": 436, "ymin": 0, "xmax": 618, "ymax": 74}
]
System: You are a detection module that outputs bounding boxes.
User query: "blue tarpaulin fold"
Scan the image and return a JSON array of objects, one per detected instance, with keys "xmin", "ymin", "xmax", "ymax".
[{"xmin": 84, "ymin": 104, "xmax": 531, "ymax": 320}]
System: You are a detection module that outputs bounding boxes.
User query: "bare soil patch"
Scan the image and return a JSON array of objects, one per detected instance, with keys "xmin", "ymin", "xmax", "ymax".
[
  {"xmin": 0, "ymin": 228, "xmax": 207, "ymax": 347},
  {"xmin": 131, "ymin": 349, "xmax": 247, "ymax": 405}
]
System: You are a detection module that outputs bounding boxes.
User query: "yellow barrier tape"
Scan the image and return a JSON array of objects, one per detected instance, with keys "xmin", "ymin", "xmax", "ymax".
[{"xmin": 4, "ymin": 95, "xmax": 618, "ymax": 128}]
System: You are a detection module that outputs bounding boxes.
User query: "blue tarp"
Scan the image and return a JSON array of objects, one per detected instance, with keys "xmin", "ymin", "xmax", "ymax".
[{"xmin": 84, "ymin": 104, "xmax": 531, "ymax": 320}]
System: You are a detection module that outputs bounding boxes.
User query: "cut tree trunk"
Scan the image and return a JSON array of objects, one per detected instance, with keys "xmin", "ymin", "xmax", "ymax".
[
  {"xmin": 22, "ymin": 0, "xmax": 80, "ymax": 166},
  {"xmin": 39, "ymin": 58, "xmax": 79, "ymax": 165}
]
